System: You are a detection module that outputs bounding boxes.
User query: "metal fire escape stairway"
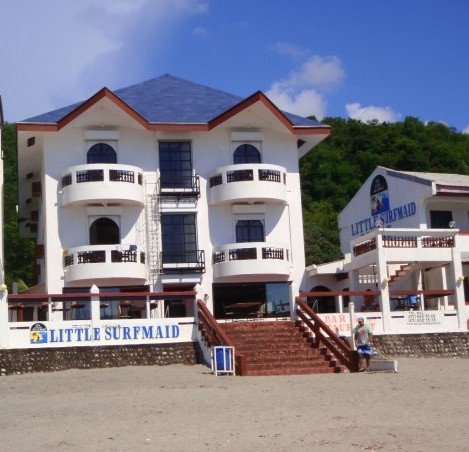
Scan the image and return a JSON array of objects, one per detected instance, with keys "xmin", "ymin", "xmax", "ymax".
[{"xmin": 145, "ymin": 181, "xmax": 162, "ymax": 284}]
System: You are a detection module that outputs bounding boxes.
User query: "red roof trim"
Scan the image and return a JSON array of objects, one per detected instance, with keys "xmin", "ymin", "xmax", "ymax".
[
  {"xmin": 18, "ymin": 88, "xmax": 149, "ymax": 132},
  {"xmin": 208, "ymin": 91, "xmax": 292, "ymax": 130},
  {"xmin": 57, "ymin": 88, "xmax": 149, "ymax": 130},
  {"xmin": 17, "ymin": 123, "xmax": 58, "ymax": 132},
  {"xmin": 17, "ymin": 88, "xmax": 330, "ymax": 136},
  {"xmin": 208, "ymin": 91, "xmax": 330, "ymax": 136}
]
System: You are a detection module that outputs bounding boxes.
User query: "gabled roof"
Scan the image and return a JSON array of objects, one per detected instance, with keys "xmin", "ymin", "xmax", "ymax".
[
  {"xmin": 389, "ymin": 168, "xmax": 469, "ymax": 196},
  {"xmin": 377, "ymin": 166, "xmax": 469, "ymax": 196},
  {"xmin": 18, "ymin": 74, "xmax": 328, "ymax": 134}
]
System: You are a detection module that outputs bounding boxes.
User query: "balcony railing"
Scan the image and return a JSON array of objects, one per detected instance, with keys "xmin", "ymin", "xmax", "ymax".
[
  {"xmin": 60, "ymin": 164, "xmax": 144, "ymax": 206},
  {"xmin": 352, "ymin": 229, "xmax": 457, "ymax": 257},
  {"xmin": 209, "ymin": 163, "xmax": 288, "ymax": 205},
  {"xmin": 160, "ymin": 250, "xmax": 205, "ymax": 273},
  {"xmin": 62, "ymin": 166, "xmax": 142, "ymax": 188},
  {"xmin": 63, "ymin": 245, "xmax": 146, "ymax": 282},
  {"xmin": 158, "ymin": 174, "xmax": 200, "ymax": 198},
  {"xmin": 212, "ymin": 242, "xmax": 290, "ymax": 279}
]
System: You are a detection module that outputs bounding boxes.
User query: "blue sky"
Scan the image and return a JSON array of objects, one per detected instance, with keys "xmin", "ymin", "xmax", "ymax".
[{"xmin": 1, "ymin": 0, "xmax": 468, "ymax": 132}]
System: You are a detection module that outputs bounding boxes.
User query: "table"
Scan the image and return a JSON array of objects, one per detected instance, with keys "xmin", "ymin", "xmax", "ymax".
[{"xmin": 224, "ymin": 301, "xmax": 262, "ymax": 319}]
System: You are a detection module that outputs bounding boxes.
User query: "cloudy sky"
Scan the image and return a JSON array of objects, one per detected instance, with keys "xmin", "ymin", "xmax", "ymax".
[{"xmin": 1, "ymin": 0, "xmax": 468, "ymax": 132}]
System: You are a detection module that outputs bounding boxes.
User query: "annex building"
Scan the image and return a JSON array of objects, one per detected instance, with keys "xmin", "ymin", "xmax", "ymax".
[{"xmin": 306, "ymin": 166, "xmax": 469, "ymax": 336}]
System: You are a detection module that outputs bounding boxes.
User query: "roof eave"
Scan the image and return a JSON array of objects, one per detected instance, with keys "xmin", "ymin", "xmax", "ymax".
[{"xmin": 18, "ymin": 88, "xmax": 149, "ymax": 132}]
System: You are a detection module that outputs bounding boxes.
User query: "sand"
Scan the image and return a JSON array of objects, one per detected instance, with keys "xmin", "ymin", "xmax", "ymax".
[{"xmin": 0, "ymin": 358, "xmax": 468, "ymax": 452}]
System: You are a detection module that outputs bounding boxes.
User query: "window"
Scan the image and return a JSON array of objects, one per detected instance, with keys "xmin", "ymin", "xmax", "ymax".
[
  {"xmin": 430, "ymin": 210, "xmax": 453, "ymax": 228},
  {"xmin": 233, "ymin": 143, "xmax": 261, "ymax": 164},
  {"xmin": 236, "ymin": 219, "xmax": 264, "ymax": 243},
  {"xmin": 89, "ymin": 217, "xmax": 120, "ymax": 245},
  {"xmin": 161, "ymin": 214, "xmax": 197, "ymax": 263},
  {"xmin": 159, "ymin": 141, "xmax": 193, "ymax": 188},
  {"xmin": 87, "ymin": 143, "xmax": 117, "ymax": 164}
]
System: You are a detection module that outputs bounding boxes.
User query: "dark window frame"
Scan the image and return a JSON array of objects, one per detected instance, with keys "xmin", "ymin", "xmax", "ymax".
[
  {"xmin": 159, "ymin": 141, "xmax": 193, "ymax": 189},
  {"xmin": 233, "ymin": 144, "xmax": 261, "ymax": 164},
  {"xmin": 235, "ymin": 219, "xmax": 265, "ymax": 243},
  {"xmin": 161, "ymin": 213, "xmax": 198, "ymax": 263},
  {"xmin": 87, "ymin": 143, "xmax": 117, "ymax": 164}
]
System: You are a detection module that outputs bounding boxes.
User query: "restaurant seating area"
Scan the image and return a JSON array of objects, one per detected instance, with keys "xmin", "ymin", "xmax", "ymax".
[{"xmin": 222, "ymin": 300, "xmax": 290, "ymax": 321}]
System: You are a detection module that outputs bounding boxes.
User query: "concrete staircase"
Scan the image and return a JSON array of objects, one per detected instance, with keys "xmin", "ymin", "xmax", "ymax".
[
  {"xmin": 389, "ymin": 262, "xmax": 416, "ymax": 284},
  {"xmin": 221, "ymin": 320, "xmax": 344, "ymax": 376}
]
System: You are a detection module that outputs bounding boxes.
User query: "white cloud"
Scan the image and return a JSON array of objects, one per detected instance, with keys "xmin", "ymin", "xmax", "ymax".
[
  {"xmin": 266, "ymin": 55, "xmax": 344, "ymax": 118},
  {"xmin": 271, "ymin": 42, "xmax": 309, "ymax": 60},
  {"xmin": 267, "ymin": 83, "xmax": 326, "ymax": 118},
  {"xmin": 0, "ymin": 0, "xmax": 208, "ymax": 121},
  {"xmin": 345, "ymin": 102, "xmax": 401, "ymax": 123}
]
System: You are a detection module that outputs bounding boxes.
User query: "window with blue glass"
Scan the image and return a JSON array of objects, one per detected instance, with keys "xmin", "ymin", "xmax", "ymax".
[
  {"xmin": 159, "ymin": 141, "xmax": 193, "ymax": 188},
  {"xmin": 233, "ymin": 144, "xmax": 261, "ymax": 164},
  {"xmin": 161, "ymin": 214, "xmax": 197, "ymax": 263},
  {"xmin": 87, "ymin": 143, "xmax": 117, "ymax": 164},
  {"xmin": 235, "ymin": 220, "xmax": 264, "ymax": 243}
]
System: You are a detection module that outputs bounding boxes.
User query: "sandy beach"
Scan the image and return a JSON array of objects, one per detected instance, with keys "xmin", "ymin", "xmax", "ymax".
[{"xmin": 1, "ymin": 358, "xmax": 468, "ymax": 451}]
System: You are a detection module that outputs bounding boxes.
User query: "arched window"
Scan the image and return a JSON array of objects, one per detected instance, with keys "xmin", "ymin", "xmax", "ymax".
[
  {"xmin": 89, "ymin": 218, "xmax": 120, "ymax": 245},
  {"xmin": 87, "ymin": 143, "xmax": 117, "ymax": 164},
  {"xmin": 235, "ymin": 219, "xmax": 264, "ymax": 243},
  {"xmin": 233, "ymin": 144, "xmax": 261, "ymax": 164}
]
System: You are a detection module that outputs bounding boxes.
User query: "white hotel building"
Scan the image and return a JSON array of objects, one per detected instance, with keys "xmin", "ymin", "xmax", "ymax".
[{"xmin": 3, "ymin": 74, "xmax": 330, "ymax": 349}]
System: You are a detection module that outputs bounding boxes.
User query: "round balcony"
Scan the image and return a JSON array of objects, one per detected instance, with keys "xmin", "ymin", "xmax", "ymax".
[
  {"xmin": 212, "ymin": 242, "xmax": 291, "ymax": 281},
  {"xmin": 209, "ymin": 164, "xmax": 288, "ymax": 205},
  {"xmin": 63, "ymin": 244, "xmax": 147, "ymax": 284},
  {"xmin": 60, "ymin": 164, "xmax": 144, "ymax": 206}
]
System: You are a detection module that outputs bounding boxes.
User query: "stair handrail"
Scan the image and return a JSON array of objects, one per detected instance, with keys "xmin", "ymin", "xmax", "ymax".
[
  {"xmin": 296, "ymin": 296, "xmax": 359, "ymax": 372},
  {"xmin": 196, "ymin": 300, "xmax": 247, "ymax": 375}
]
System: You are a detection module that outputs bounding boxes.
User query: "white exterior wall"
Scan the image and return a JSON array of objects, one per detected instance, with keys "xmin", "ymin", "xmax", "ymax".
[
  {"xmin": 339, "ymin": 167, "xmax": 434, "ymax": 254},
  {"xmin": 17, "ymin": 100, "xmax": 313, "ymax": 310}
]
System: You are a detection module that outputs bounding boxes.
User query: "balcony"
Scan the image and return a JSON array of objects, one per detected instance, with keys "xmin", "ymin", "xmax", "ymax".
[
  {"xmin": 60, "ymin": 164, "xmax": 144, "ymax": 206},
  {"xmin": 209, "ymin": 164, "xmax": 287, "ymax": 205},
  {"xmin": 350, "ymin": 228, "xmax": 458, "ymax": 266},
  {"xmin": 160, "ymin": 250, "xmax": 205, "ymax": 274},
  {"xmin": 159, "ymin": 174, "xmax": 200, "ymax": 199},
  {"xmin": 63, "ymin": 245, "xmax": 146, "ymax": 283},
  {"xmin": 212, "ymin": 242, "xmax": 291, "ymax": 281}
]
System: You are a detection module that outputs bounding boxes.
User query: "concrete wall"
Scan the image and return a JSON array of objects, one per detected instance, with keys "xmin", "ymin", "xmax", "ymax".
[{"xmin": 0, "ymin": 342, "xmax": 201, "ymax": 376}]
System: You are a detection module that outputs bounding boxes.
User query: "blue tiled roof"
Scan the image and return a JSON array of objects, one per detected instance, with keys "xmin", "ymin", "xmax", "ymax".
[{"xmin": 21, "ymin": 74, "xmax": 323, "ymax": 127}]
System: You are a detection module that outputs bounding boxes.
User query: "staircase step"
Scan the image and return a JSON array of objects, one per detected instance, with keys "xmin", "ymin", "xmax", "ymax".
[{"xmin": 220, "ymin": 320, "xmax": 344, "ymax": 376}]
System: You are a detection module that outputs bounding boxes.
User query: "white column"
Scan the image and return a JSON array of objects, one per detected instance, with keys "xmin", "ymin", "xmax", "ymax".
[
  {"xmin": 348, "ymin": 301, "xmax": 355, "ymax": 349},
  {"xmin": 376, "ymin": 237, "xmax": 391, "ymax": 332},
  {"xmin": 450, "ymin": 245, "xmax": 467, "ymax": 330},
  {"xmin": 337, "ymin": 295, "xmax": 343, "ymax": 314},
  {"xmin": 0, "ymin": 285, "xmax": 9, "ymax": 348},
  {"xmin": 90, "ymin": 284, "xmax": 101, "ymax": 328},
  {"xmin": 348, "ymin": 269, "xmax": 360, "ymax": 309}
]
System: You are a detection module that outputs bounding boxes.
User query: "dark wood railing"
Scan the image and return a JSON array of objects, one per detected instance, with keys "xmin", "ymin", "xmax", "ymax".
[
  {"xmin": 196, "ymin": 300, "xmax": 247, "ymax": 376},
  {"xmin": 353, "ymin": 238, "xmax": 376, "ymax": 256},
  {"xmin": 296, "ymin": 297, "xmax": 359, "ymax": 372}
]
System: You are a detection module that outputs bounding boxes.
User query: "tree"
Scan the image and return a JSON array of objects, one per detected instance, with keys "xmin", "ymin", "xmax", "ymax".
[
  {"xmin": 300, "ymin": 116, "xmax": 469, "ymax": 265},
  {"xmin": 2, "ymin": 123, "xmax": 35, "ymax": 289}
]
